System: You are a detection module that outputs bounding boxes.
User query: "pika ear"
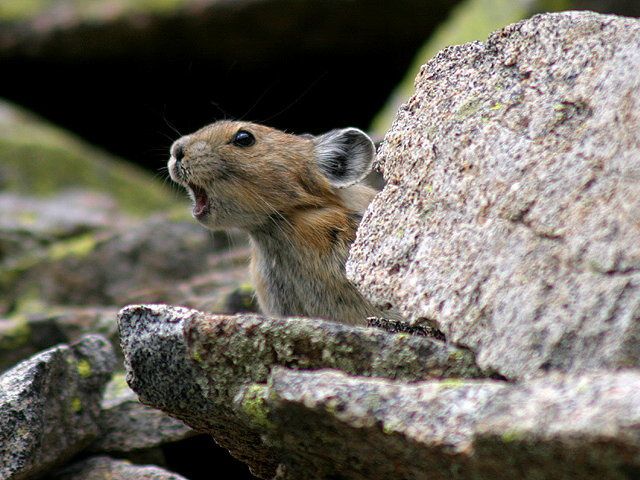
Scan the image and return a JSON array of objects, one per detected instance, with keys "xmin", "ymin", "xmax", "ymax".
[{"xmin": 313, "ymin": 128, "xmax": 375, "ymax": 188}]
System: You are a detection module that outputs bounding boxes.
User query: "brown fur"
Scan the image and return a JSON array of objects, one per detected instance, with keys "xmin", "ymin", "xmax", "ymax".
[{"xmin": 168, "ymin": 120, "xmax": 381, "ymax": 325}]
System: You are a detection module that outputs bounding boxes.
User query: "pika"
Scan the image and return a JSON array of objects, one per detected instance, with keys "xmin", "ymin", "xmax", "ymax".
[{"xmin": 168, "ymin": 120, "xmax": 381, "ymax": 325}]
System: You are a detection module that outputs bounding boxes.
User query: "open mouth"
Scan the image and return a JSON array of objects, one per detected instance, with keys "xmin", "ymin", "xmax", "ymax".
[{"xmin": 188, "ymin": 183, "xmax": 210, "ymax": 219}]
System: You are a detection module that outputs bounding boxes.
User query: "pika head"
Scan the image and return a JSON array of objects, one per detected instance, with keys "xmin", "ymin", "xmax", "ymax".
[{"xmin": 167, "ymin": 121, "xmax": 375, "ymax": 231}]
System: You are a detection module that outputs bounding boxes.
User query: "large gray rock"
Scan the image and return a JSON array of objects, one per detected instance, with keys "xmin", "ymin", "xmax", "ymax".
[
  {"xmin": 53, "ymin": 455, "xmax": 187, "ymax": 480},
  {"xmin": 264, "ymin": 369, "xmax": 640, "ymax": 480},
  {"xmin": 348, "ymin": 11, "xmax": 640, "ymax": 379},
  {"xmin": 119, "ymin": 304, "xmax": 489, "ymax": 478},
  {"xmin": 0, "ymin": 335, "xmax": 116, "ymax": 480}
]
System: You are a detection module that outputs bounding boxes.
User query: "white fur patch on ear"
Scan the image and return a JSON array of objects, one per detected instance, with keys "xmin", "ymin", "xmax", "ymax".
[{"xmin": 313, "ymin": 128, "xmax": 375, "ymax": 188}]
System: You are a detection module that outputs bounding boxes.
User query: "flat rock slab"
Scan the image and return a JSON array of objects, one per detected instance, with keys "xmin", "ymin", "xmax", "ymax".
[
  {"xmin": 119, "ymin": 304, "xmax": 490, "ymax": 478},
  {"xmin": 53, "ymin": 455, "xmax": 187, "ymax": 480},
  {"xmin": 265, "ymin": 369, "xmax": 640, "ymax": 480},
  {"xmin": 348, "ymin": 11, "xmax": 640, "ymax": 379},
  {"xmin": 0, "ymin": 335, "xmax": 115, "ymax": 480}
]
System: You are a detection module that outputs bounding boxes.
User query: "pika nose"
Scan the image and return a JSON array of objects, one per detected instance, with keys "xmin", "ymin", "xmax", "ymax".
[{"xmin": 172, "ymin": 142, "xmax": 184, "ymax": 163}]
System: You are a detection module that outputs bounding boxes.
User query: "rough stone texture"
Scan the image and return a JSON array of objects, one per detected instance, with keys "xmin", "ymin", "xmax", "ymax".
[
  {"xmin": 53, "ymin": 455, "xmax": 187, "ymax": 480},
  {"xmin": 264, "ymin": 369, "xmax": 640, "ymax": 480},
  {"xmin": 0, "ymin": 335, "xmax": 116, "ymax": 480},
  {"xmin": 119, "ymin": 304, "xmax": 489, "ymax": 478},
  {"xmin": 119, "ymin": 304, "xmax": 276, "ymax": 478},
  {"xmin": 89, "ymin": 372, "xmax": 194, "ymax": 454},
  {"xmin": 348, "ymin": 11, "xmax": 640, "ymax": 379}
]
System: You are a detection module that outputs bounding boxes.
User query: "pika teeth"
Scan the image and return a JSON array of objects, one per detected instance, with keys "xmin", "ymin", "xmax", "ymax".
[{"xmin": 188, "ymin": 183, "xmax": 210, "ymax": 218}]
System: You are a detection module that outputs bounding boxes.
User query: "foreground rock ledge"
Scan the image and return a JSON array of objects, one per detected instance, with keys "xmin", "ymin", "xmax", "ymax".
[
  {"xmin": 119, "ymin": 304, "xmax": 640, "ymax": 479},
  {"xmin": 348, "ymin": 11, "xmax": 640, "ymax": 380},
  {"xmin": 118, "ymin": 304, "xmax": 490, "ymax": 477},
  {"xmin": 119, "ymin": 305, "xmax": 640, "ymax": 480},
  {"xmin": 265, "ymin": 369, "xmax": 640, "ymax": 480}
]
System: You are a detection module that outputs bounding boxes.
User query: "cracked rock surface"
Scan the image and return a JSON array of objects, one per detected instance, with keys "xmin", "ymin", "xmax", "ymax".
[
  {"xmin": 348, "ymin": 11, "xmax": 640, "ymax": 379},
  {"xmin": 0, "ymin": 335, "xmax": 116, "ymax": 480}
]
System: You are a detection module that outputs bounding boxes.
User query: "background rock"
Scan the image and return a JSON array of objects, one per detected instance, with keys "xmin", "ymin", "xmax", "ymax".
[
  {"xmin": 0, "ymin": 100, "xmax": 178, "ymax": 215},
  {"xmin": 89, "ymin": 373, "xmax": 195, "ymax": 455},
  {"xmin": 348, "ymin": 11, "xmax": 640, "ymax": 379},
  {"xmin": 0, "ymin": 335, "xmax": 116, "ymax": 480},
  {"xmin": 0, "ymin": 0, "xmax": 458, "ymax": 171},
  {"xmin": 53, "ymin": 455, "xmax": 187, "ymax": 480},
  {"xmin": 2, "ymin": 215, "xmax": 247, "ymax": 314},
  {"xmin": 0, "ymin": 306, "xmax": 117, "ymax": 373}
]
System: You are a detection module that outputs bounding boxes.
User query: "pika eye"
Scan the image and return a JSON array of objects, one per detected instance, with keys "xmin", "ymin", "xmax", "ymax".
[{"xmin": 232, "ymin": 130, "xmax": 255, "ymax": 147}]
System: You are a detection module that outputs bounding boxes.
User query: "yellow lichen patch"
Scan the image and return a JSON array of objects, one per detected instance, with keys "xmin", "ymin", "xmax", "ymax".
[
  {"xmin": 70, "ymin": 397, "xmax": 82, "ymax": 413},
  {"xmin": 0, "ymin": 315, "xmax": 31, "ymax": 350},
  {"xmin": 191, "ymin": 349, "xmax": 204, "ymax": 363},
  {"xmin": 439, "ymin": 378, "xmax": 465, "ymax": 389},
  {"xmin": 501, "ymin": 428, "xmax": 525, "ymax": 443},
  {"xmin": 104, "ymin": 372, "xmax": 130, "ymax": 398},
  {"xmin": 48, "ymin": 234, "xmax": 97, "ymax": 261},
  {"xmin": 77, "ymin": 359, "xmax": 92, "ymax": 378},
  {"xmin": 239, "ymin": 384, "xmax": 273, "ymax": 429},
  {"xmin": 382, "ymin": 418, "xmax": 404, "ymax": 436},
  {"xmin": 17, "ymin": 211, "xmax": 37, "ymax": 226}
]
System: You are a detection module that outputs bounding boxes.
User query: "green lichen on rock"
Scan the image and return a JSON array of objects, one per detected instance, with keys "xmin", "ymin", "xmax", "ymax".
[
  {"xmin": 501, "ymin": 428, "xmax": 526, "ymax": 443},
  {"xmin": 0, "ymin": 232, "xmax": 101, "ymax": 294},
  {"xmin": 238, "ymin": 384, "xmax": 273, "ymax": 430},
  {"xmin": 0, "ymin": 100, "xmax": 180, "ymax": 216},
  {"xmin": 48, "ymin": 234, "xmax": 97, "ymax": 262},
  {"xmin": 455, "ymin": 97, "xmax": 485, "ymax": 120},
  {"xmin": 439, "ymin": 378, "xmax": 465, "ymax": 389},
  {"xmin": 103, "ymin": 371, "xmax": 131, "ymax": 401},
  {"xmin": 76, "ymin": 359, "xmax": 92, "ymax": 378},
  {"xmin": 70, "ymin": 397, "xmax": 83, "ymax": 413},
  {"xmin": 0, "ymin": 314, "xmax": 31, "ymax": 351}
]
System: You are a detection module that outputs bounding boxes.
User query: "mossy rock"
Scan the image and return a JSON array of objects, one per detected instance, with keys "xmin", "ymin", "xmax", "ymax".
[
  {"xmin": 370, "ymin": 0, "xmax": 572, "ymax": 136},
  {"xmin": 0, "ymin": 99, "xmax": 182, "ymax": 216}
]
